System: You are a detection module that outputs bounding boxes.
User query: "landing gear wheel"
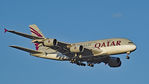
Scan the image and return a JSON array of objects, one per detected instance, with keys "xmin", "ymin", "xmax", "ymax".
[
  {"xmin": 126, "ymin": 56, "xmax": 130, "ymax": 59},
  {"xmin": 88, "ymin": 64, "xmax": 94, "ymax": 67},
  {"xmin": 90, "ymin": 64, "xmax": 94, "ymax": 67},
  {"xmin": 81, "ymin": 63, "xmax": 86, "ymax": 66},
  {"xmin": 76, "ymin": 62, "xmax": 86, "ymax": 66}
]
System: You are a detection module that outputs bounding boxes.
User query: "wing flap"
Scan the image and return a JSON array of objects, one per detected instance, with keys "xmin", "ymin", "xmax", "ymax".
[{"xmin": 9, "ymin": 45, "xmax": 42, "ymax": 54}]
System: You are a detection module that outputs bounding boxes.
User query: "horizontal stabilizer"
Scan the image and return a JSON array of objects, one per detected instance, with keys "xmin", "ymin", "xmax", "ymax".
[
  {"xmin": 9, "ymin": 45, "xmax": 42, "ymax": 54},
  {"xmin": 5, "ymin": 29, "xmax": 44, "ymax": 39}
]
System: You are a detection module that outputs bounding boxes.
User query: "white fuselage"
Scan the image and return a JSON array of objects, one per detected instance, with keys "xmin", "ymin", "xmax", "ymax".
[
  {"xmin": 76, "ymin": 38, "xmax": 136, "ymax": 55},
  {"xmin": 32, "ymin": 38, "xmax": 136, "ymax": 60}
]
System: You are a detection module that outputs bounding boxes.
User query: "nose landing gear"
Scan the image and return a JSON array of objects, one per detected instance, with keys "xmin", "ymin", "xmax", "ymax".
[
  {"xmin": 126, "ymin": 52, "xmax": 130, "ymax": 59},
  {"xmin": 126, "ymin": 56, "xmax": 130, "ymax": 59}
]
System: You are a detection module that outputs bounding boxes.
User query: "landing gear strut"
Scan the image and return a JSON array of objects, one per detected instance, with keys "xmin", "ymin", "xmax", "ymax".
[
  {"xmin": 70, "ymin": 53, "xmax": 79, "ymax": 63},
  {"xmin": 126, "ymin": 52, "xmax": 130, "ymax": 59}
]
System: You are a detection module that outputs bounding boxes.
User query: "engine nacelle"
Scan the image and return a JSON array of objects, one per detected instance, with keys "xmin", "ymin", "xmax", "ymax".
[
  {"xmin": 43, "ymin": 39, "xmax": 57, "ymax": 47},
  {"xmin": 70, "ymin": 45, "xmax": 84, "ymax": 53},
  {"xmin": 108, "ymin": 57, "xmax": 121, "ymax": 67}
]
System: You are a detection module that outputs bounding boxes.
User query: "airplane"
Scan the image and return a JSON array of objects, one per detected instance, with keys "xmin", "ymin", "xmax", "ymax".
[{"xmin": 4, "ymin": 24, "xmax": 137, "ymax": 67}]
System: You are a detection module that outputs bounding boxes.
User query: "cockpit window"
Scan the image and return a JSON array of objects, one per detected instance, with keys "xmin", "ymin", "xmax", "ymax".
[{"xmin": 128, "ymin": 42, "xmax": 134, "ymax": 44}]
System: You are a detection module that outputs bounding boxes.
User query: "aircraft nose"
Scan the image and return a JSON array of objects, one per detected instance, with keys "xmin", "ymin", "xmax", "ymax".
[
  {"xmin": 128, "ymin": 41, "xmax": 137, "ymax": 51},
  {"xmin": 131, "ymin": 44, "xmax": 137, "ymax": 51}
]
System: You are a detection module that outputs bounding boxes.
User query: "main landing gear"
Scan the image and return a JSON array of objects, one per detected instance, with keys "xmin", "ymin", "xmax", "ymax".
[
  {"xmin": 70, "ymin": 59, "xmax": 86, "ymax": 66},
  {"xmin": 77, "ymin": 62, "xmax": 86, "ymax": 66},
  {"xmin": 70, "ymin": 53, "xmax": 94, "ymax": 67},
  {"xmin": 70, "ymin": 59, "xmax": 94, "ymax": 67},
  {"xmin": 126, "ymin": 52, "xmax": 130, "ymax": 59},
  {"xmin": 87, "ymin": 63, "xmax": 94, "ymax": 67}
]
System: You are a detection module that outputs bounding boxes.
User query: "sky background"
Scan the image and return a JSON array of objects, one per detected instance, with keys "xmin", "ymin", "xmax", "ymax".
[{"xmin": 0, "ymin": 0, "xmax": 149, "ymax": 84}]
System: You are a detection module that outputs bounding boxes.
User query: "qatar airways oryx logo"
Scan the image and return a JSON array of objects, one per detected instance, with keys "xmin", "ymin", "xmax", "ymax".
[{"xmin": 95, "ymin": 41, "xmax": 121, "ymax": 49}]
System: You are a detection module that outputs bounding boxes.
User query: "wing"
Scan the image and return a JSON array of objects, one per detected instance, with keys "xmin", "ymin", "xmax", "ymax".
[
  {"xmin": 50, "ymin": 42, "xmax": 97, "ymax": 58},
  {"xmin": 5, "ymin": 28, "xmax": 104, "ymax": 58},
  {"xmin": 50, "ymin": 42, "xmax": 74, "ymax": 57},
  {"xmin": 10, "ymin": 45, "xmax": 42, "ymax": 54},
  {"xmin": 5, "ymin": 28, "xmax": 44, "ymax": 39}
]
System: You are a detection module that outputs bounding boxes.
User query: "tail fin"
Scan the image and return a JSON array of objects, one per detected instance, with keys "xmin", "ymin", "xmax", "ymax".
[
  {"xmin": 29, "ymin": 24, "xmax": 45, "ymax": 38},
  {"xmin": 29, "ymin": 24, "xmax": 45, "ymax": 50}
]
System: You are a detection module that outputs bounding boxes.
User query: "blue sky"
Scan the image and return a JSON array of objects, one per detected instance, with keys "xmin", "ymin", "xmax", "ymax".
[{"xmin": 0, "ymin": 0, "xmax": 149, "ymax": 84}]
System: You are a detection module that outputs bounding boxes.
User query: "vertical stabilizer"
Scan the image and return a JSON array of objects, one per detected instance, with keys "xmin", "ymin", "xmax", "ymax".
[
  {"xmin": 29, "ymin": 24, "xmax": 45, "ymax": 38},
  {"xmin": 29, "ymin": 24, "xmax": 45, "ymax": 50}
]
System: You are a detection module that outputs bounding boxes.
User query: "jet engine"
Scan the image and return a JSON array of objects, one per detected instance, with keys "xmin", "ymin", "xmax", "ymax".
[
  {"xmin": 108, "ymin": 57, "xmax": 121, "ymax": 67},
  {"xmin": 43, "ymin": 39, "xmax": 57, "ymax": 47},
  {"xmin": 70, "ymin": 45, "xmax": 84, "ymax": 53}
]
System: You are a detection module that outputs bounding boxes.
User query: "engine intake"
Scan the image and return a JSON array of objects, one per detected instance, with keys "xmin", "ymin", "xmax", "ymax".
[
  {"xmin": 43, "ymin": 39, "xmax": 57, "ymax": 47},
  {"xmin": 70, "ymin": 45, "xmax": 84, "ymax": 53},
  {"xmin": 108, "ymin": 57, "xmax": 121, "ymax": 67}
]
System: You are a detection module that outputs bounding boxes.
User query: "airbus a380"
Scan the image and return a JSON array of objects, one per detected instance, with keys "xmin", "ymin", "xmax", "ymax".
[{"xmin": 5, "ymin": 24, "xmax": 136, "ymax": 67}]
